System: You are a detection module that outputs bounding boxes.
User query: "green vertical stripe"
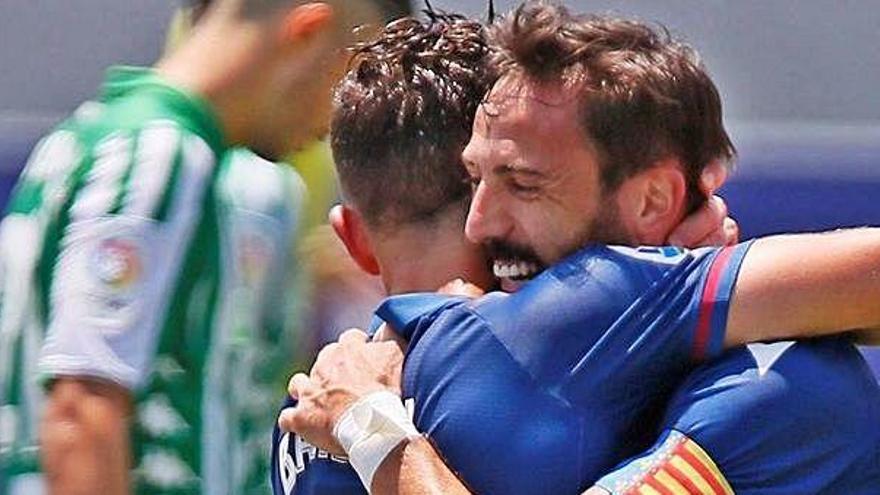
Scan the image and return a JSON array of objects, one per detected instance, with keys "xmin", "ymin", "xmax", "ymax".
[
  {"xmin": 108, "ymin": 136, "xmax": 138, "ymax": 215},
  {"xmin": 153, "ymin": 143, "xmax": 184, "ymax": 222},
  {"xmin": 6, "ymin": 181, "xmax": 44, "ymax": 215}
]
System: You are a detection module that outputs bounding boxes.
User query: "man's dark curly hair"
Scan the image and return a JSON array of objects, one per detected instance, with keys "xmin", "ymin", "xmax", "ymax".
[
  {"xmin": 488, "ymin": 0, "xmax": 735, "ymax": 213},
  {"xmin": 331, "ymin": 10, "xmax": 494, "ymax": 228}
]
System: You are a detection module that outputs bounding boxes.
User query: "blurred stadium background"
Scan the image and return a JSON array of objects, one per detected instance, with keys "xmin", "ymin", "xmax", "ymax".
[{"xmin": 1, "ymin": 0, "xmax": 879, "ymax": 375}]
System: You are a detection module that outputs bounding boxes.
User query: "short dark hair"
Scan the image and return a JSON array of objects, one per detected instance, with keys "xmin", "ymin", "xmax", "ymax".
[
  {"xmin": 188, "ymin": 0, "xmax": 212, "ymax": 23},
  {"xmin": 488, "ymin": 1, "xmax": 735, "ymax": 212},
  {"xmin": 331, "ymin": 11, "xmax": 494, "ymax": 229}
]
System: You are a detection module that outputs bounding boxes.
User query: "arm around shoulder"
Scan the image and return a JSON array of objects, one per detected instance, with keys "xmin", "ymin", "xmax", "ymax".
[{"xmin": 725, "ymin": 228, "xmax": 880, "ymax": 347}]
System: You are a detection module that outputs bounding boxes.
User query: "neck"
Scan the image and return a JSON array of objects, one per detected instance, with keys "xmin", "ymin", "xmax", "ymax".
[
  {"xmin": 372, "ymin": 220, "xmax": 492, "ymax": 295},
  {"xmin": 154, "ymin": 16, "xmax": 273, "ymax": 148}
]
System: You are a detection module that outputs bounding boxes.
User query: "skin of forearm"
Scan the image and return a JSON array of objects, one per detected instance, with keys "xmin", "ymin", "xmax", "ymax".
[
  {"xmin": 725, "ymin": 228, "xmax": 880, "ymax": 348},
  {"xmin": 371, "ymin": 437, "xmax": 471, "ymax": 495},
  {"xmin": 41, "ymin": 378, "xmax": 131, "ymax": 495}
]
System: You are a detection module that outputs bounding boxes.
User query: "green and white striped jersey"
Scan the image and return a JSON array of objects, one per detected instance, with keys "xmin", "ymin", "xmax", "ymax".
[{"xmin": 0, "ymin": 67, "xmax": 305, "ymax": 495}]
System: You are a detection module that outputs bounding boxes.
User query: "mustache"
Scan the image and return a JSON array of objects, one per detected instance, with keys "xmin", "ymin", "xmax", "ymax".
[{"xmin": 484, "ymin": 239, "xmax": 543, "ymax": 266}]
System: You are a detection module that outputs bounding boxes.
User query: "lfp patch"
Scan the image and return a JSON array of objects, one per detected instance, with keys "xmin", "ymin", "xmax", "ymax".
[{"xmin": 93, "ymin": 237, "xmax": 142, "ymax": 290}]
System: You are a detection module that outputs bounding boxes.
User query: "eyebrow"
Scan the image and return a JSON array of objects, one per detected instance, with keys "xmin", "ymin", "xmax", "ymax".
[{"xmin": 497, "ymin": 163, "xmax": 546, "ymax": 179}]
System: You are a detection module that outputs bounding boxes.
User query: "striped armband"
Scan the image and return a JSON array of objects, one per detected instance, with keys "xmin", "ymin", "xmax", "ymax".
[{"xmin": 596, "ymin": 430, "xmax": 733, "ymax": 495}]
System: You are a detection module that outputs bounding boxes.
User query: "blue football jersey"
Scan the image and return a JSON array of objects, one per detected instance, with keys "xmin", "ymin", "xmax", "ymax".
[
  {"xmin": 272, "ymin": 243, "xmax": 753, "ymax": 494},
  {"xmin": 596, "ymin": 337, "xmax": 880, "ymax": 494}
]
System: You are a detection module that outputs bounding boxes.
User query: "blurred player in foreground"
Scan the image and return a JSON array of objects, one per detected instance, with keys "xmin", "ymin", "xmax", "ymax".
[
  {"xmin": 275, "ymin": 3, "xmax": 880, "ymax": 494},
  {"xmin": 0, "ymin": 0, "xmax": 405, "ymax": 494}
]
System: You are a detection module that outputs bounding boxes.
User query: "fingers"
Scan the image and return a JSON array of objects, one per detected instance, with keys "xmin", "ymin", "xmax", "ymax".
[
  {"xmin": 700, "ymin": 161, "xmax": 729, "ymax": 195},
  {"xmin": 668, "ymin": 196, "xmax": 727, "ymax": 246},
  {"xmin": 380, "ymin": 329, "xmax": 408, "ymax": 351},
  {"xmin": 339, "ymin": 328, "xmax": 369, "ymax": 345},
  {"xmin": 277, "ymin": 406, "xmax": 299, "ymax": 432},
  {"xmin": 693, "ymin": 215, "xmax": 740, "ymax": 247},
  {"xmin": 439, "ymin": 278, "xmax": 485, "ymax": 298},
  {"xmin": 372, "ymin": 323, "xmax": 408, "ymax": 350},
  {"xmin": 722, "ymin": 216, "xmax": 740, "ymax": 246},
  {"xmin": 288, "ymin": 372, "xmax": 312, "ymax": 400}
]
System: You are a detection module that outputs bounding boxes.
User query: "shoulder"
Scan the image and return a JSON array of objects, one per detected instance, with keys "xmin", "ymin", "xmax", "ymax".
[
  {"xmin": 218, "ymin": 148, "xmax": 306, "ymax": 216},
  {"xmin": 669, "ymin": 338, "xmax": 879, "ymax": 427},
  {"xmin": 665, "ymin": 338, "xmax": 880, "ymax": 488}
]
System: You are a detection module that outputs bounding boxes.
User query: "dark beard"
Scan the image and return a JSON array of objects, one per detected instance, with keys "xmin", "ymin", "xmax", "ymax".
[{"xmin": 564, "ymin": 195, "xmax": 635, "ymax": 259}]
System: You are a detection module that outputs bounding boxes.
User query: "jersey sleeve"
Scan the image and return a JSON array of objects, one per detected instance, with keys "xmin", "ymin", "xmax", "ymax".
[
  {"xmin": 594, "ymin": 429, "xmax": 734, "ymax": 495},
  {"xmin": 606, "ymin": 243, "xmax": 754, "ymax": 363},
  {"xmin": 374, "ymin": 293, "xmax": 469, "ymax": 341},
  {"xmin": 37, "ymin": 122, "xmax": 217, "ymax": 390},
  {"xmin": 642, "ymin": 340, "xmax": 880, "ymax": 494},
  {"xmin": 456, "ymin": 243, "xmax": 753, "ymax": 398},
  {"xmin": 375, "ymin": 243, "xmax": 753, "ymax": 397}
]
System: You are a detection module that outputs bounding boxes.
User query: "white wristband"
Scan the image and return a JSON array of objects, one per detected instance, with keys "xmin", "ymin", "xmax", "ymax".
[{"xmin": 333, "ymin": 390, "xmax": 420, "ymax": 492}]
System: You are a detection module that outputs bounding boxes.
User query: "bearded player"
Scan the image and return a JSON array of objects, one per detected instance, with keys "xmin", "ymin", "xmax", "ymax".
[{"xmin": 274, "ymin": 4, "xmax": 880, "ymax": 495}]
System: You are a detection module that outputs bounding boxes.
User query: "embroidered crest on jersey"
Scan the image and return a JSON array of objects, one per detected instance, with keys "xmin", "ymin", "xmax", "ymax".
[{"xmin": 86, "ymin": 233, "xmax": 147, "ymax": 314}]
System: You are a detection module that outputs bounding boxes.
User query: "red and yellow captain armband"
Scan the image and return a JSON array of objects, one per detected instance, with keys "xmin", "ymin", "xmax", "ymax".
[{"xmin": 596, "ymin": 430, "xmax": 733, "ymax": 495}]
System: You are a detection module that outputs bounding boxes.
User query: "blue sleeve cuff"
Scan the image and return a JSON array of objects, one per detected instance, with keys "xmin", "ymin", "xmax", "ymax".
[{"xmin": 374, "ymin": 293, "xmax": 466, "ymax": 340}]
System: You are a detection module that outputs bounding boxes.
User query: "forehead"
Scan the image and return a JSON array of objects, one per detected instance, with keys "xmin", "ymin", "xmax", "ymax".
[{"xmin": 473, "ymin": 75, "xmax": 586, "ymax": 150}]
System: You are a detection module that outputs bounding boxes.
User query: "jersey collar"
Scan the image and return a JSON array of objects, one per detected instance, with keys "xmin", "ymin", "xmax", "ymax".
[{"xmin": 100, "ymin": 65, "xmax": 226, "ymax": 156}]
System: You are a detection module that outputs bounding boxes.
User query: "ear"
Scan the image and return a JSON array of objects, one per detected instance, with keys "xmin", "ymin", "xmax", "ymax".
[
  {"xmin": 279, "ymin": 2, "xmax": 335, "ymax": 46},
  {"xmin": 329, "ymin": 204, "xmax": 381, "ymax": 275},
  {"xmin": 615, "ymin": 158, "xmax": 687, "ymax": 245}
]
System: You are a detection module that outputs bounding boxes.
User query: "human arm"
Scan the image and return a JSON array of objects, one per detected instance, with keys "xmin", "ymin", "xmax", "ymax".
[
  {"xmin": 724, "ymin": 228, "xmax": 880, "ymax": 347},
  {"xmin": 41, "ymin": 378, "xmax": 132, "ymax": 495},
  {"xmin": 667, "ymin": 162, "xmax": 739, "ymax": 248},
  {"xmin": 370, "ymin": 437, "xmax": 471, "ymax": 495},
  {"xmin": 36, "ymin": 119, "xmax": 217, "ymax": 493},
  {"xmin": 278, "ymin": 328, "xmax": 474, "ymax": 495}
]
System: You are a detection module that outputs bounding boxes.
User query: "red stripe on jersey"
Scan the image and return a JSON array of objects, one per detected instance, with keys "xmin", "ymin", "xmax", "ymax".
[
  {"xmin": 692, "ymin": 247, "xmax": 734, "ymax": 360},
  {"xmin": 643, "ymin": 474, "xmax": 676, "ymax": 495},
  {"xmin": 665, "ymin": 461, "xmax": 706, "ymax": 494}
]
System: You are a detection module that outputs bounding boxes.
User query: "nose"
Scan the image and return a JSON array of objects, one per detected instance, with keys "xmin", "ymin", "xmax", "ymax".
[{"xmin": 465, "ymin": 180, "xmax": 508, "ymax": 245}]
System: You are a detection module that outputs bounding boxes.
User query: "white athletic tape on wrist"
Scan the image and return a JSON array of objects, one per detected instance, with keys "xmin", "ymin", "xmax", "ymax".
[{"xmin": 333, "ymin": 390, "xmax": 420, "ymax": 492}]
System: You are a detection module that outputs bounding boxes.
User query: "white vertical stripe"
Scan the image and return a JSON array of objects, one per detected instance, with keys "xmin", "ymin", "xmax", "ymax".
[
  {"xmin": 70, "ymin": 133, "xmax": 131, "ymax": 220},
  {"xmin": 124, "ymin": 122, "xmax": 180, "ymax": 218},
  {"xmin": 23, "ymin": 130, "xmax": 79, "ymax": 182},
  {"xmin": 0, "ymin": 129, "xmax": 80, "ymax": 453},
  {"xmin": 126, "ymin": 133, "xmax": 216, "ymax": 387},
  {"xmin": 169, "ymin": 134, "xmax": 214, "ymax": 222}
]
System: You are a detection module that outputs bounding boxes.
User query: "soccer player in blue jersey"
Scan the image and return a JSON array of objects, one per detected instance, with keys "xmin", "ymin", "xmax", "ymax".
[
  {"xmin": 275, "ymin": 4, "xmax": 880, "ymax": 495},
  {"xmin": 270, "ymin": 10, "xmax": 737, "ymax": 495}
]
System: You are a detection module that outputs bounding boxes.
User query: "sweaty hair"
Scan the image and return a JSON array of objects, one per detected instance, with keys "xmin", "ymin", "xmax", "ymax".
[
  {"xmin": 488, "ymin": 0, "xmax": 735, "ymax": 212},
  {"xmin": 331, "ymin": 11, "xmax": 494, "ymax": 229}
]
